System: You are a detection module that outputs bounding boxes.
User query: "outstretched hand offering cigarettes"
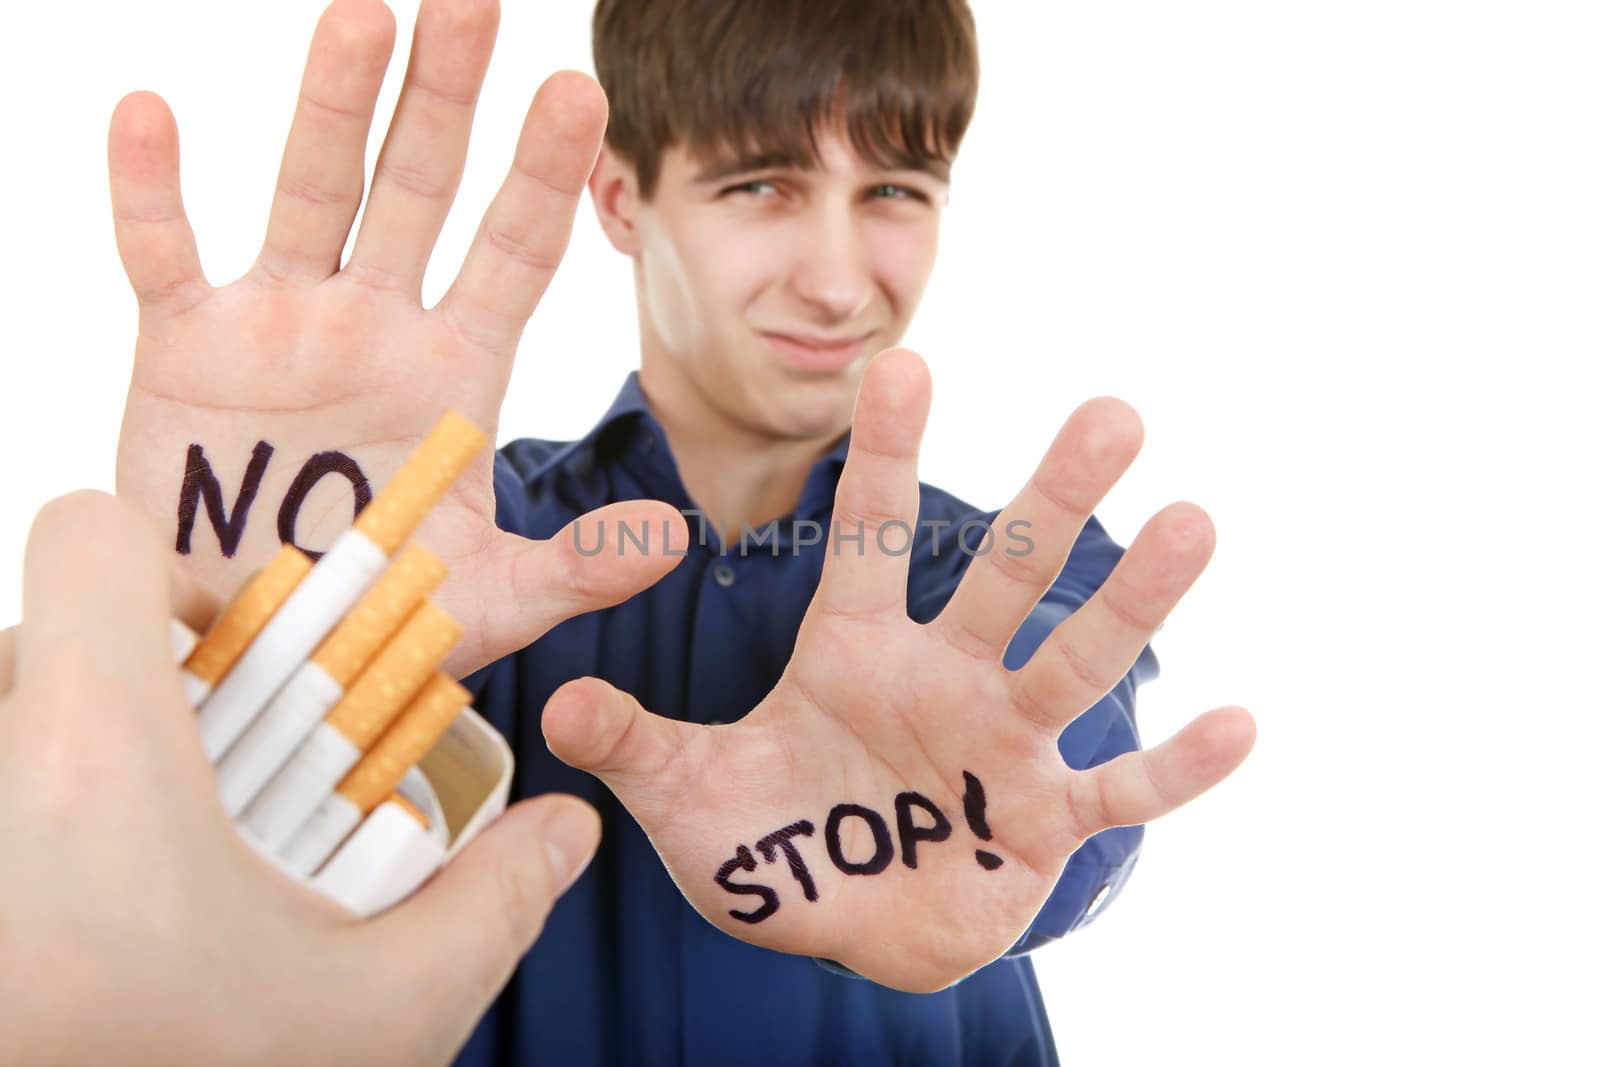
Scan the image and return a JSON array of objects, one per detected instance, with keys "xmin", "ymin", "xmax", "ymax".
[{"xmin": 171, "ymin": 411, "xmax": 514, "ymax": 917}]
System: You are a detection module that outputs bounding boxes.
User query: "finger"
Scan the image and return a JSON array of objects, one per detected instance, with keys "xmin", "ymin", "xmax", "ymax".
[
  {"xmin": 0, "ymin": 626, "xmax": 15, "ymax": 697},
  {"xmin": 344, "ymin": 0, "xmax": 500, "ymax": 295},
  {"xmin": 810, "ymin": 348, "xmax": 932, "ymax": 619},
  {"xmin": 170, "ymin": 564, "xmax": 223, "ymax": 636},
  {"xmin": 363, "ymin": 794, "xmax": 600, "ymax": 1062},
  {"xmin": 542, "ymin": 676, "xmax": 700, "ymax": 799},
  {"xmin": 254, "ymin": 0, "xmax": 396, "ymax": 285},
  {"xmin": 451, "ymin": 499, "xmax": 687, "ymax": 674},
  {"xmin": 107, "ymin": 92, "xmax": 209, "ymax": 316},
  {"xmin": 16, "ymin": 491, "xmax": 178, "ymax": 700},
  {"xmin": 1012, "ymin": 502, "xmax": 1215, "ymax": 732},
  {"xmin": 934, "ymin": 398, "xmax": 1143, "ymax": 657},
  {"xmin": 436, "ymin": 70, "xmax": 608, "ymax": 353},
  {"xmin": 1065, "ymin": 706, "xmax": 1256, "ymax": 839},
  {"xmin": 0, "ymin": 559, "xmax": 220, "ymax": 700}
]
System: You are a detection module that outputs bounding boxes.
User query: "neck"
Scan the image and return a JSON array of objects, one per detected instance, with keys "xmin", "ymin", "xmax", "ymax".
[{"xmin": 636, "ymin": 362, "xmax": 838, "ymax": 541}]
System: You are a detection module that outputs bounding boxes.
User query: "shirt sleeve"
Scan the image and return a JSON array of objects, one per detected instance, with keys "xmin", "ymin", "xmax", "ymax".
[{"xmin": 909, "ymin": 508, "xmax": 1160, "ymax": 956}]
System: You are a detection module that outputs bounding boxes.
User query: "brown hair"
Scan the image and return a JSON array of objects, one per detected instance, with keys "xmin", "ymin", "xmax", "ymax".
[{"xmin": 592, "ymin": 0, "xmax": 979, "ymax": 200}]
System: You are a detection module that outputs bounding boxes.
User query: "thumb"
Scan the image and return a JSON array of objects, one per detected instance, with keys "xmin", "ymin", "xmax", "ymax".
[
  {"xmin": 361, "ymin": 794, "xmax": 600, "ymax": 1060},
  {"xmin": 449, "ymin": 499, "xmax": 688, "ymax": 677},
  {"xmin": 542, "ymin": 676, "xmax": 698, "ymax": 794}
]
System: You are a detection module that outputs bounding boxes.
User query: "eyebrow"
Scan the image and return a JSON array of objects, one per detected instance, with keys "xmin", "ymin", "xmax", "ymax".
[{"xmin": 690, "ymin": 152, "xmax": 951, "ymax": 186}]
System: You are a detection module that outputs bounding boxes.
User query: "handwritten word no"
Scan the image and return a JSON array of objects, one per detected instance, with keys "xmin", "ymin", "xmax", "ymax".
[
  {"xmin": 176, "ymin": 442, "xmax": 371, "ymax": 562},
  {"xmin": 714, "ymin": 771, "xmax": 1004, "ymax": 925}
]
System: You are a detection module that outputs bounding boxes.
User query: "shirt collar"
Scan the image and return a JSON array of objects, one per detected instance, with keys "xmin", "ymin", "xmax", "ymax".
[{"xmin": 524, "ymin": 371, "xmax": 853, "ymax": 520}]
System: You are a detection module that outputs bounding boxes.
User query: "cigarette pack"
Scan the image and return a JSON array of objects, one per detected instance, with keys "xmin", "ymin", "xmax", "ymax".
[
  {"xmin": 312, "ymin": 701, "xmax": 512, "ymax": 916},
  {"xmin": 172, "ymin": 410, "xmax": 515, "ymax": 917}
]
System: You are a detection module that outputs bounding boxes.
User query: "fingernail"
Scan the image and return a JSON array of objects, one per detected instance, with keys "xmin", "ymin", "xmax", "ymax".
[{"xmin": 540, "ymin": 798, "xmax": 599, "ymax": 892}]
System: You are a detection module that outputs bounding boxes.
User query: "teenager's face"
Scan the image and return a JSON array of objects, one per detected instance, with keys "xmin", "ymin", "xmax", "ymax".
[{"xmin": 621, "ymin": 129, "xmax": 948, "ymax": 442}]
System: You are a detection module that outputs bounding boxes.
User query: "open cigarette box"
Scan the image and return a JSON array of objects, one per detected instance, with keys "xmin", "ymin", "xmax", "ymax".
[
  {"xmin": 170, "ymin": 411, "xmax": 516, "ymax": 918},
  {"xmin": 294, "ymin": 703, "xmax": 512, "ymax": 917}
]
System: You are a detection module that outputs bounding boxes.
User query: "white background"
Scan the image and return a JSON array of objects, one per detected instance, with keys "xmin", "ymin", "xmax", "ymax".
[{"xmin": 2, "ymin": 1, "xmax": 1596, "ymax": 1062}]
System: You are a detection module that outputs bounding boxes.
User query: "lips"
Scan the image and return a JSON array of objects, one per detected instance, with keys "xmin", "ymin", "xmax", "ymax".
[
  {"xmin": 760, "ymin": 331, "xmax": 875, "ymax": 372},
  {"xmin": 766, "ymin": 332, "xmax": 872, "ymax": 350}
]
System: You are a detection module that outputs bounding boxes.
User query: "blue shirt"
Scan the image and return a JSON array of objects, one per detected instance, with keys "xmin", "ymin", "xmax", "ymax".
[{"xmin": 456, "ymin": 372, "xmax": 1158, "ymax": 1067}]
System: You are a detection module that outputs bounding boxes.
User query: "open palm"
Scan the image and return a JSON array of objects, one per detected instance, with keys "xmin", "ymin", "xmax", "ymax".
[
  {"xmin": 543, "ymin": 350, "xmax": 1256, "ymax": 992},
  {"xmin": 109, "ymin": 0, "xmax": 680, "ymax": 678}
]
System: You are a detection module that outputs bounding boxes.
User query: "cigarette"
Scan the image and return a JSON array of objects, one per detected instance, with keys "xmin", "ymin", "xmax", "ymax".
[
  {"xmin": 179, "ymin": 546, "xmax": 311, "ymax": 708},
  {"xmin": 240, "ymin": 604, "xmax": 462, "ymax": 854},
  {"xmin": 169, "ymin": 618, "xmax": 198, "ymax": 664},
  {"xmin": 194, "ymin": 410, "xmax": 482, "ymax": 760},
  {"xmin": 273, "ymin": 672, "xmax": 466, "ymax": 876},
  {"xmin": 354, "ymin": 411, "xmax": 487, "ymax": 556},
  {"xmin": 385, "ymin": 792, "xmax": 430, "ymax": 830},
  {"xmin": 308, "ymin": 793, "xmax": 436, "ymax": 915},
  {"xmin": 335, "ymin": 673, "xmax": 469, "ymax": 813},
  {"xmin": 212, "ymin": 544, "xmax": 447, "ymax": 816}
]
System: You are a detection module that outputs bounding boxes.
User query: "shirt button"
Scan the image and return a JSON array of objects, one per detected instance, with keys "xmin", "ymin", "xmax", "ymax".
[{"xmin": 712, "ymin": 561, "xmax": 736, "ymax": 587}]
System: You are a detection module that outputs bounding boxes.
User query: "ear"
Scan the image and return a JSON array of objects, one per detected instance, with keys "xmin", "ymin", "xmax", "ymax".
[{"xmin": 587, "ymin": 142, "xmax": 642, "ymax": 257}]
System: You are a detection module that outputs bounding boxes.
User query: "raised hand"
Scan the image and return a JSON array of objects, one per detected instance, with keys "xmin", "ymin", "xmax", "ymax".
[
  {"xmin": 541, "ymin": 348, "xmax": 1256, "ymax": 992},
  {"xmin": 109, "ymin": 0, "xmax": 681, "ymax": 678}
]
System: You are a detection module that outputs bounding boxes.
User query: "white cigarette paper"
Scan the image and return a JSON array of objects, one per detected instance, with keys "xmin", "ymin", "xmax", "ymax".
[{"xmin": 195, "ymin": 529, "xmax": 387, "ymax": 759}]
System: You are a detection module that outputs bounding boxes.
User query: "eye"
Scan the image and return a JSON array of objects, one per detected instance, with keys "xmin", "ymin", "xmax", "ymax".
[
  {"xmin": 720, "ymin": 179, "xmax": 778, "ymax": 197},
  {"xmin": 868, "ymin": 184, "xmax": 928, "ymax": 203}
]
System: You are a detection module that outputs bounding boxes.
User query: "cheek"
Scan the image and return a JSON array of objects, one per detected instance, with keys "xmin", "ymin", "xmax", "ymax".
[
  {"xmin": 693, "ymin": 228, "xmax": 790, "ymax": 364},
  {"xmin": 639, "ymin": 235, "xmax": 699, "ymax": 352},
  {"xmin": 644, "ymin": 220, "xmax": 776, "ymax": 352},
  {"xmin": 711, "ymin": 219, "xmax": 789, "ymax": 314},
  {"xmin": 871, "ymin": 220, "xmax": 941, "ymax": 312}
]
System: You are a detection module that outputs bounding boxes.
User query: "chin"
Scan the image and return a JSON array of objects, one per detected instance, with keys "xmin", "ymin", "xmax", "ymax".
[{"xmin": 763, "ymin": 386, "xmax": 858, "ymax": 442}]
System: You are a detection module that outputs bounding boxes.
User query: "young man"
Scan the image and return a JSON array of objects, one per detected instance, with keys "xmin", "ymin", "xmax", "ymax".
[{"xmin": 108, "ymin": 0, "xmax": 1253, "ymax": 1063}]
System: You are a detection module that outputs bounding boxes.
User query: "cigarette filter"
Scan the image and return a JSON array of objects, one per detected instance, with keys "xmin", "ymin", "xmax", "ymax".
[
  {"xmin": 240, "ymin": 602, "xmax": 461, "ymax": 851},
  {"xmin": 180, "ymin": 546, "xmax": 310, "ymax": 708},
  {"xmin": 335, "ymin": 673, "xmax": 469, "ymax": 814},
  {"xmin": 212, "ymin": 544, "xmax": 447, "ymax": 816},
  {"xmin": 310, "ymin": 543, "xmax": 447, "ymax": 687},
  {"xmin": 353, "ymin": 411, "xmax": 486, "ymax": 556}
]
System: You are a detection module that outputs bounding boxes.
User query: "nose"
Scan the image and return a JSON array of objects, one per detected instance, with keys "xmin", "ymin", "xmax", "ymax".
[{"xmin": 788, "ymin": 200, "xmax": 874, "ymax": 323}]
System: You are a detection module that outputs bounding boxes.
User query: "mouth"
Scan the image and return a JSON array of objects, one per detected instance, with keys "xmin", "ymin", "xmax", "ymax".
[{"xmin": 760, "ymin": 331, "xmax": 875, "ymax": 373}]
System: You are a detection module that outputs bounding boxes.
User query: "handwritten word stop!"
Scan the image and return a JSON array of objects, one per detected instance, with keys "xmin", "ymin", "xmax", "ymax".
[
  {"xmin": 176, "ymin": 442, "xmax": 371, "ymax": 562},
  {"xmin": 714, "ymin": 771, "xmax": 1004, "ymax": 925}
]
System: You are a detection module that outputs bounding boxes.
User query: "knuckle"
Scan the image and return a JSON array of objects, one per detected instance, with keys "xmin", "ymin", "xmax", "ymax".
[
  {"xmin": 483, "ymin": 226, "xmax": 560, "ymax": 277},
  {"xmin": 373, "ymin": 157, "xmax": 453, "ymax": 203},
  {"xmin": 275, "ymin": 171, "xmax": 361, "ymax": 209},
  {"xmin": 1051, "ymin": 636, "xmax": 1116, "ymax": 698},
  {"xmin": 439, "ymin": 296, "xmax": 517, "ymax": 356}
]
